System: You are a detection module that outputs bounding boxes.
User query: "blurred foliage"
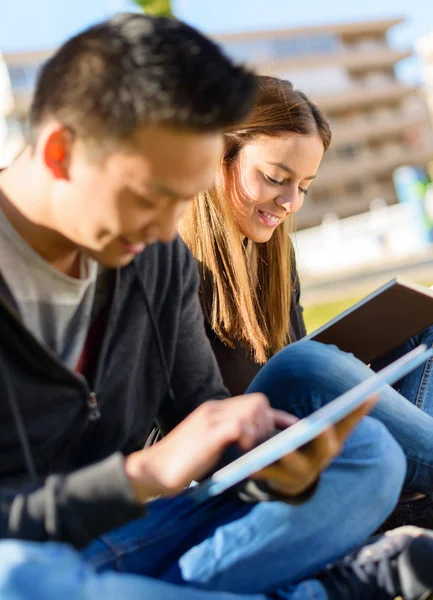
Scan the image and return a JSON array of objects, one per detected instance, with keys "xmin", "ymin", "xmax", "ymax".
[{"xmin": 132, "ymin": 0, "xmax": 173, "ymax": 17}]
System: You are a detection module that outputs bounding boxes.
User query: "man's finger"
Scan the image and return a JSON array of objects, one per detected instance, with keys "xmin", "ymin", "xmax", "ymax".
[{"xmin": 272, "ymin": 410, "xmax": 299, "ymax": 430}]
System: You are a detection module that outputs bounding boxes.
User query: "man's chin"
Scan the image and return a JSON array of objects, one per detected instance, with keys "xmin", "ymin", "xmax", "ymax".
[
  {"xmin": 85, "ymin": 249, "xmax": 137, "ymax": 269},
  {"xmin": 102, "ymin": 254, "xmax": 137, "ymax": 268}
]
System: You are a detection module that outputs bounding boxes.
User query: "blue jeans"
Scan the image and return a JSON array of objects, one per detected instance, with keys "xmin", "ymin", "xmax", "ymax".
[
  {"xmin": 0, "ymin": 340, "xmax": 410, "ymax": 600},
  {"xmin": 249, "ymin": 338, "xmax": 433, "ymax": 494},
  {"xmin": 371, "ymin": 324, "xmax": 433, "ymax": 416}
]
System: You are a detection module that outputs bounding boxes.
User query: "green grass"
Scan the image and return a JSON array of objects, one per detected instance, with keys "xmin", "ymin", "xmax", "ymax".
[{"xmin": 303, "ymin": 295, "xmax": 363, "ymax": 335}]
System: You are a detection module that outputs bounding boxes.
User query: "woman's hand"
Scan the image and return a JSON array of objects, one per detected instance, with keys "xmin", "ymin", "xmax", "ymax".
[{"xmin": 252, "ymin": 396, "xmax": 377, "ymax": 497}]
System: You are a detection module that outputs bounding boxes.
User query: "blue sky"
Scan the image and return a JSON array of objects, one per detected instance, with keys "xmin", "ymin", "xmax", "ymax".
[{"xmin": 1, "ymin": 0, "xmax": 433, "ymax": 83}]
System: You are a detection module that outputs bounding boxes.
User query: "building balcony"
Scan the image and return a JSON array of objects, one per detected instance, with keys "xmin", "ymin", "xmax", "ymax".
[
  {"xmin": 313, "ymin": 82, "xmax": 418, "ymax": 113},
  {"xmin": 330, "ymin": 111, "xmax": 431, "ymax": 147},
  {"xmin": 214, "ymin": 18, "xmax": 404, "ymax": 46},
  {"xmin": 3, "ymin": 49, "xmax": 52, "ymax": 67},
  {"xmin": 256, "ymin": 47, "xmax": 411, "ymax": 75},
  {"xmin": 11, "ymin": 88, "xmax": 33, "ymax": 116},
  {"xmin": 314, "ymin": 145, "xmax": 433, "ymax": 189},
  {"xmin": 297, "ymin": 194, "xmax": 377, "ymax": 229}
]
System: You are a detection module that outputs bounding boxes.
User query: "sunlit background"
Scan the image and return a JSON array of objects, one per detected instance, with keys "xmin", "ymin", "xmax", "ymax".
[{"xmin": 2, "ymin": 0, "xmax": 433, "ymax": 330}]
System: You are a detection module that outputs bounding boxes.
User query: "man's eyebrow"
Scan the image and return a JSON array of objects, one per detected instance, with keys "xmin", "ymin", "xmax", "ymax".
[
  {"xmin": 267, "ymin": 162, "xmax": 316, "ymax": 180},
  {"xmin": 150, "ymin": 183, "xmax": 189, "ymax": 200},
  {"xmin": 149, "ymin": 182, "xmax": 198, "ymax": 201}
]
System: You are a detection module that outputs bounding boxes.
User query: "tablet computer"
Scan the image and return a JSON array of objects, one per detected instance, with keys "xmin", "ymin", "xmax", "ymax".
[{"xmin": 189, "ymin": 344, "xmax": 432, "ymax": 502}]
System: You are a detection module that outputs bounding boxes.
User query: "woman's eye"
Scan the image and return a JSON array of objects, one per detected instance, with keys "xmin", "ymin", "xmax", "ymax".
[
  {"xmin": 299, "ymin": 187, "xmax": 309, "ymax": 196},
  {"xmin": 264, "ymin": 174, "xmax": 285, "ymax": 186}
]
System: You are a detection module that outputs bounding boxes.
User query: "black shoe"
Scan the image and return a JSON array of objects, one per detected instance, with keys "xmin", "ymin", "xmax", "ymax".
[
  {"xmin": 317, "ymin": 526, "xmax": 433, "ymax": 599},
  {"xmin": 377, "ymin": 495, "xmax": 433, "ymax": 533}
]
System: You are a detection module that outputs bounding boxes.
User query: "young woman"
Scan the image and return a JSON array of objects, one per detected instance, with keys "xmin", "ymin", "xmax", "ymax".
[
  {"xmin": 180, "ymin": 75, "xmax": 329, "ymax": 395},
  {"xmin": 179, "ymin": 74, "xmax": 433, "ymax": 526}
]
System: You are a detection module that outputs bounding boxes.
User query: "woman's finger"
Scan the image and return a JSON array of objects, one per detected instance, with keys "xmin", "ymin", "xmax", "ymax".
[{"xmin": 333, "ymin": 395, "xmax": 378, "ymax": 443}]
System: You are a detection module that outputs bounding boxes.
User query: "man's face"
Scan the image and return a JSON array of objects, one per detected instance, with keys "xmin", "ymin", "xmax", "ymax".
[{"xmin": 50, "ymin": 125, "xmax": 223, "ymax": 267}]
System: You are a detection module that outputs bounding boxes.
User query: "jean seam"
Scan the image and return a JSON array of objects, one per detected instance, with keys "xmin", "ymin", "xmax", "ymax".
[
  {"xmin": 415, "ymin": 345, "xmax": 433, "ymax": 411},
  {"xmin": 92, "ymin": 498, "xmax": 239, "ymax": 568},
  {"xmin": 94, "ymin": 524, "xmax": 200, "ymax": 568},
  {"xmin": 270, "ymin": 581, "xmax": 323, "ymax": 600},
  {"xmin": 401, "ymin": 448, "xmax": 433, "ymax": 490},
  {"xmin": 300, "ymin": 581, "xmax": 316, "ymax": 600},
  {"xmin": 98, "ymin": 522, "xmax": 191, "ymax": 557},
  {"xmin": 308, "ymin": 581, "xmax": 324, "ymax": 600},
  {"xmin": 94, "ymin": 534, "xmax": 125, "ymax": 570}
]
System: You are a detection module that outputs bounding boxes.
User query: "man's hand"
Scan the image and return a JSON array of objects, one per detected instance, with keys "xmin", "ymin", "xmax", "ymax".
[
  {"xmin": 252, "ymin": 396, "xmax": 378, "ymax": 497},
  {"xmin": 124, "ymin": 393, "xmax": 377, "ymax": 503},
  {"xmin": 125, "ymin": 393, "xmax": 278, "ymax": 501}
]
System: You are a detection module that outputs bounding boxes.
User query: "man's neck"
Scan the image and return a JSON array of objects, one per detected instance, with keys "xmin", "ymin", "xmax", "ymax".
[{"xmin": 0, "ymin": 153, "xmax": 82, "ymax": 277}]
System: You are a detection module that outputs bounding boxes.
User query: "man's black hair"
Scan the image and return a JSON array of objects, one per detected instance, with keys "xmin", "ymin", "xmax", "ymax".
[{"xmin": 30, "ymin": 13, "xmax": 257, "ymax": 146}]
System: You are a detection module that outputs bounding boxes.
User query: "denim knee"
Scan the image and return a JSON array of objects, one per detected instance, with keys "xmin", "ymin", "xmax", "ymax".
[
  {"xmin": 248, "ymin": 340, "xmax": 372, "ymax": 415},
  {"xmin": 348, "ymin": 416, "xmax": 406, "ymax": 515},
  {"xmin": 248, "ymin": 340, "xmax": 407, "ymax": 509}
]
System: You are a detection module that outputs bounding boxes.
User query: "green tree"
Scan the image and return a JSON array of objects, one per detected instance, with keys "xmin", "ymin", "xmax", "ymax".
[{"xmin": 132, "ymin": 0, "xmax": 173, "ymax": 17}]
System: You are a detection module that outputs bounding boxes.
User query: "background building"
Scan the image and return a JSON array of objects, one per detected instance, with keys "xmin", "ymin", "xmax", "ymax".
[
  {"xmin": 417, "ymin": 31, "xmax": 433, "ymax": 126},
  {"xmin": 0, "ymin": 49, "xmax": 52, "ymax": 167},
  {"xmin": 215, "ymin": 18, "xmax": 433, "ymax": 229},
  {"xmin": 0, "ymin": 51, "xmax": 21, "ymax": 167},
  {"xmin": 1, "ymin": 18, "xmax": 432, "ymax": 230}
]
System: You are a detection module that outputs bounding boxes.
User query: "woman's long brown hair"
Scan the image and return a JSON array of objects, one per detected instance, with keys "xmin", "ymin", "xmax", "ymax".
[{"xmin": 179, "ymin": 76, "xmax": 332, "ymax": 364}]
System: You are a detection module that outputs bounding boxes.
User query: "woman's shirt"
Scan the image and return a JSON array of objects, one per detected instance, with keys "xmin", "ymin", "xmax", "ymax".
[{"xmin": 205, "ymin": 275, "xmax": 307, "ymax": 397}]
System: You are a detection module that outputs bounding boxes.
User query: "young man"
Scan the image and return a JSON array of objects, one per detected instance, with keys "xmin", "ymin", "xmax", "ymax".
[{"xmin": 0, "ymin": 12, "xmax": 433, "ymax": 600}]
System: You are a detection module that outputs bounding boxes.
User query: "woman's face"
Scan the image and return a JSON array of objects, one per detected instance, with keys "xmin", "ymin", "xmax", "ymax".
[{"xmin": 229, "ymin": 132, "xmax": 324, "ymax": 243}]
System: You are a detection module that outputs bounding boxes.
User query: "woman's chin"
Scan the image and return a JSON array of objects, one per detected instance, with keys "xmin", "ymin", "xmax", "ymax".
[
  {"xmin": 249, "ymin": 226, "xmax": 275, "ymax": 244},
  {"xmin": 238, "ymin": 219, "xmax": 277, "ymax": 244},
  {"xmin": 246, "ymin": 229, "xmax": 274, "ymax": 244}
]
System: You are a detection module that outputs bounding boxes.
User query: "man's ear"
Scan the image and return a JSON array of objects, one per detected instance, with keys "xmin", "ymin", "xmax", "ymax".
[{"xmin": 43, "ymin": 127, "xmax": 74, "ymax": 179}]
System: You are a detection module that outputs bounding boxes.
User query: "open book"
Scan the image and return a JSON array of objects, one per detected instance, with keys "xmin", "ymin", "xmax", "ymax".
[
  {"xmin": 306, "ymin": 277, "xmax": 433, "ymax": 364},
  {"xmin": 188, "ymin": 345, "xmax": 432, "ymax": 503}
]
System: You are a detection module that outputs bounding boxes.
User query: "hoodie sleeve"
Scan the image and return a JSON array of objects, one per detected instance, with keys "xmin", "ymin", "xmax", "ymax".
[
  {"xmin": 156, "ymin": 244, "xmax": 231, "ymax": 433},
  {"xmin": 0, "ymin": 453, "xmax": 145, "ymax": 548}
]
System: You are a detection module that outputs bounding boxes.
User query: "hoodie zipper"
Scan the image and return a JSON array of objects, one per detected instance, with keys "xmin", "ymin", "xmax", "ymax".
[
  {"xmin": 86, "ymin": 392, "xmax": 101, "ymax": 421},
  {"xmin": 0, "ymin": 269, "xmax": 120, "ymax": 423},
  {"xmin": 0, "ymin": 300, "xmax": 98, "ymax": 420}
]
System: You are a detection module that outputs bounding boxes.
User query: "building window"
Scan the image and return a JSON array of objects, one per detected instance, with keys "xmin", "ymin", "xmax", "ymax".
[
  {"xmin": 282, "ymin": 66, "xmax": 351, "ymax": 96},
  {"xmin": 5, "ymin": 116, "xmax": 22, "ymax": 135},
  {"xmin": 222, "ymin": 40, "xmax": 274, "ymax": 63},
  {"xmin": 337, "ymin": 144, "xmax": 358, "ymax": 160},
  {"xmin": 308, "ymin": 189, "xmax": 323, "ymax": 203},
  {"xmin": 346, "ymin": 181, "xmax": 363, "ymax": 196},
  {"xmin": 276, "ymin": 34, "xmax": 338, "ymax": 57},
  {"xmin": 274, "ymin": 38, "xmax": 297, "ymax": 58},
  {"xmin": 308, "ymin": 34, "xmax": 339, "ymax": 54},
  {"xmin": 8, "ymin": 64, "xmax": 41, "ymax": 91},
  {"xmin": 223, "ymin": 33, "xmax": 339, "ymax": 63}
]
